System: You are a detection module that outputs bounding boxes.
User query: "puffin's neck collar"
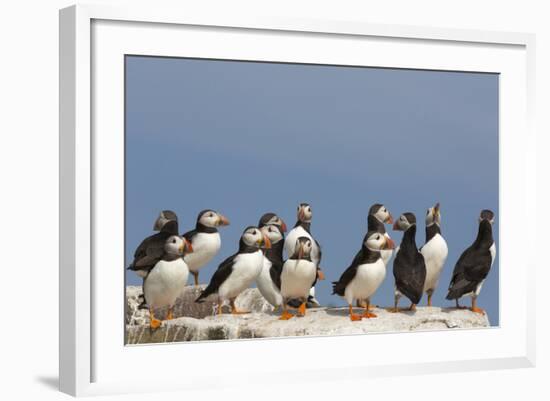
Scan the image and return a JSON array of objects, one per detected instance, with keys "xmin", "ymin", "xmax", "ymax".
[{"xmin": 196, "ymin": 222, "xmax": 218, "ymax": 234}]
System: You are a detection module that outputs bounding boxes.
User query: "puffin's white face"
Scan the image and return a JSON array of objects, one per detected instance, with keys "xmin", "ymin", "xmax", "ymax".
[
  {"xmin": 426, "ymin": 203, "xmax": 441, "ymax": 226},
  {"xmin": 164, "ymin": 235, "xmax": 191, "ymax": 256},
  {"xmin": 199, "ymin": 210, "xmax": 230, "ymax": 228},
  {"xmin": 374, "ymin": 205, "xmax": 393, "ymax": 224},
  {"xmin": 297, "ymin": 204, "xmax": 312, "ymax": 222},
  {"xmin": 260, "ymin": 224, "xmax": 284, "ymax": 244},
  {"xmin": 242, "ymin": 227, "xmax": 271, "ymax": 249},
  {"xmin": 393, "ymin": 214, "xmax": 413, "ymax": 231},
  {"xmin": 266, "ymin": 215, "xmax": 287, "ymax": 232},
  {"xmin": 365, "ymin": 232, "xmax": 395, "ymax": 251},
  {"xmin": 293, "ymin": 237, "xmax": 313, "ymax": 259}
]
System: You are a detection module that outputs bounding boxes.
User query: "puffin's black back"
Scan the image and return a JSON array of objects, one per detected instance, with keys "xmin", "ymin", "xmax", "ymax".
[
  {"xmin": 393, "ymin": 225, "xmax": 426, "ymax": 304},
  {"xmin": 332, "ymin": 233, "xmax": 382, "ymax": 296},
  {"xmin": 446, "ymin": 220, "xmax": 494, "ymax": 299},
  {"xmin": 128, "ymin": 231, "xmax": 171, "ymax": 273}
]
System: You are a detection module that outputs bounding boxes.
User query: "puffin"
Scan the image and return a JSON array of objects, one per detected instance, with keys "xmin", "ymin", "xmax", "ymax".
[
  {"xmin": 356, "ymin": 203, "xmax": 394, "ymax": 308},
  {"xmin": 332, "ymin": 231, "xmax": 395, "ymax": 321},
  {"xmin": 195, "ymin": 226, "xmax": 270, "ymax": 314},
  {"xmin": 256, "ymin": 224, "xmax": 285, "ymax": 308},
  {"xmin": 446, "ymin": 209, "xmax": 496, "ymax": 314},
  {"xmin": 142, "ymin": 235, "xmax": 193, "ymax": 329},
  {"xmin": 258, "ymin": 212, "xmax": 288, "ymax": 233},
  {"xmin": 284, "ymin": 203, "xmax": 324, "ymax": 306},
  {"xmin": 391, "ymin": 212, "xmax": 426, "ymax": 312},
  {"xmin": 279, "ymin": 237, "xmax": 318, "ymax": 320},
  {"xmin": 127, "ymin": 210, "xmax": 179, "ymax": 309},
  {"xmin": 182, "ymin": 209, "xmax": 230, "ymax": 286},
  {"xmin": 419, "ymin": 203, "xmax": 448, "ymax": 306}
]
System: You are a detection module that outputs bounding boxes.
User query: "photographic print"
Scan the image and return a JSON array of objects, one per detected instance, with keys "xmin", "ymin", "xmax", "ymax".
[{"xmin": 124, "ymin": 56, "xmax": 498, "ymax": 344}]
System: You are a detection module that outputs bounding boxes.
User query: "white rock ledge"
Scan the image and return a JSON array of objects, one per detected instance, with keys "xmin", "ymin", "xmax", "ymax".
[{"xmin": 125, "ymin": 286, "xmax": 490, "ymax": 344}]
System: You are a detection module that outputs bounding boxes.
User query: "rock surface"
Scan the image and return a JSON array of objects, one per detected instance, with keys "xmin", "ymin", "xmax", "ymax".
[{"xmin": 126, "ymin": 286, "xmax": 490, "ymax": 344}]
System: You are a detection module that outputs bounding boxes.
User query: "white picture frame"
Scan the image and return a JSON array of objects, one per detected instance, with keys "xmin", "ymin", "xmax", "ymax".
[{"xmin": 59, "ymin": 4, "xmax": 536, "ymax": 397}]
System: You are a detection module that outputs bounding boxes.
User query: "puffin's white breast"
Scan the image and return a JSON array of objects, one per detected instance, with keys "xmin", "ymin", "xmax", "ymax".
[
  {"xmin": 144, "ymin": 258, "xmax": 189, "ymax": 309},
  {"xmin": 218, "ymin": 251, "xmax": 263, "ymax": 300},
  {"xmin": 184, "ymin": 232, "xmax": 221, "ymax": 273},
  {"xmin": 420, "ymin": 233, "xmax": 448, "ymax": 292},
  {"xmin": 256, "ymin": 256, "xmax": 283, "ymax": 307},
  {"xmin": 284, "ymin": 226, "xmax": 320, "ymax": 266},
  {"xmin": 280, "ymin": 259, "xmax": 317, "ymax": 299},
  {"xmin": 344, "ymin": 259, "xmax": 386, "ymax": 305}
]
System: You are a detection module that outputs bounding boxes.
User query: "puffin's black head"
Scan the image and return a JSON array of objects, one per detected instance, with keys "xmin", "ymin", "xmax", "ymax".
[
  {"xmin": 479, "ymin": 209, "xmax": 495, "ymax": 224},
  {"xmin": 393, "ymin": 212, "xmax": 416, "ymax": 231},
  {"xmin": 153, "ymin": 210, "xmax": 179, "ymax": 232},
  {"xmin": 290, "ymin": 236, "xmax": 313, "ymax": 260},
  {"xmin": 297, "ymin": 203, "xmax": 312, "ymax": 223},
  {"xmin": 197, "ymin": 209, "xmax": 230, "ymax": 228},
  {"xmin": 241, "ymin": 226, "xmax": 271, "ymax": 249},
  {"xmin": 163, "ymin": 235, "xmax": 193, "ymax": 256},
  {"xmin": 368, "ymin": 203, "xmax": 393, "ymax": 224},
  {"xmin": 425, "ymin": 202, "xmax": 441, "ymax": 226},
  {"xmin": 363, "ymin": 230, "xmax": 395, "ymax": 251},
  {"xmin": 258, "ymin": 212, "xmax": 287, "ymax": 232},
  {"xmin": 260, "ymin": 224, "xmax": 284, "ymax": 245}
]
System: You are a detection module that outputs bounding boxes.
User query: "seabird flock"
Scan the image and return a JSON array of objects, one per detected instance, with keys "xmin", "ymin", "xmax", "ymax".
[{"xmin": 128, "ymin": 203, "xmax": 496, "ymax": 329}]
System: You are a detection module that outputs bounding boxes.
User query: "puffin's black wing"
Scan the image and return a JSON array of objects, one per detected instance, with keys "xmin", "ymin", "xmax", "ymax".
[
  {"xmin": 269, "ymin": 261, "xmax": 283, "ymax": 290},
  {"xmin": 393, "ymin": 252, "xmax": 426, "ymax": 304},
  {"xmin": 128, "ymin": 232, "xmax": 167, "ymax": 273},
  {"xmin": 195, "ymin": 253, "xmax": 236, "ymax": 303},
  {"xmin": 332, "ymin": 249, "xmax": 362, "ymax": 296},
  {"xmin": 182, "ymin": 228, "xmax": 198, "ymax": 242},
  {"xmin": 446, "ymin": 247, "xmax": 492, "ymax": 300}
]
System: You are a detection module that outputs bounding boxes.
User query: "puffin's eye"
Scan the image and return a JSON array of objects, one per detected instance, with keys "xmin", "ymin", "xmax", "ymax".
[
  {"xmin": 376, "ymin": 235, "xmax": 380, "ymax": 240},
  {"xmin": 209, "ymin": 213, "xmax": 214, "ymax": 217},
  {"xmin": 172, "ymin": 239, "xmax": 176, "ymax": 243}
]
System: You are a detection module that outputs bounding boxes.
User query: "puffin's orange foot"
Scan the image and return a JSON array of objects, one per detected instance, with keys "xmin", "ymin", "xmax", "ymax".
[
  {"xmin": 317, "ymin": 270, "xmax": 325, "ymax": 281},
  {"xmin": 150, "ymin": 318, "xmax": 162, "ymax": 330},
  {"xmin": 297, "ymin": 303, "xmax": 306, "ymax": 317},
  {"xmin": 166, "ymin": 310, "xmax": 174, "ymax": 320},
  {"xmin": 279, "ymin": 310, "xmax": 294, "ymax": 320},
  {"xmin": 362, "ymin": 312, "xmax": 377, "ymax": 319},
  {"xmin": 471, "ymin": 306, "xmax": 485, "ymax": 315},
  {"xmin": 455, "ymin": 305, "xmax": 468, "ymax": 310},
  {"xmin": 350, "ymin": 314, "xmax": 362, "ymax": 321},
  {"xmin": 387, "ymin": 307, "xmax": 401, "ymax": 313}
]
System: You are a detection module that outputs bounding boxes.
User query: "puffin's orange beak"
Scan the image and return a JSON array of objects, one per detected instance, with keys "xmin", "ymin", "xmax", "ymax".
[
  {"xmin": 298, "ymin": 208, "xmax": 305, "ymax": 222},
  {"xmin": 383, "ymin": 237, "xmax": 395, "ymax": 250},
  {"xmin": 262, "ymin": 234, "xmax": 271, "ymax": 249},
  {"xmin": 297, "ymin": 244, "xmax": 304, "ymax": 260},
  {"xmin": 185, "ymin": 238, "xmax": 194, "ymax": 253},
  {"xmin": 280, "ymin": 219, "xmax": 288, "ymax": 232},
  {"xmin": 393, "ymin": 221, "xmax": 400, "ymax": 231},
  {"xmin": 217, "ymin": 214, "xmax": 230, "ymax": 226},
  {"xmin": 386, "ymin": 214, "xmax": 394, "ymax": 224}
]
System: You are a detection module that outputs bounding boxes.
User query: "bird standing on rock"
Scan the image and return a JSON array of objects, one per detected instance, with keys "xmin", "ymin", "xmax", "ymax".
[
  {"xmin": 143, "ymin": 235, "xmax": 193, "ymax": 329},
  {"xmin": 182, "ymin": 209, "xmax": 230, "ymax": 286},
  {"xmin": 195, "ymin": 226, "xmax": 270, "ymax": 315},
  {"xmin": 332, "ymin": 231, "xmax": 395, "ymax": 321},
  {"xmin": 446, "ymin": 209, "xmax": 496, "ymax": 314},
  {"xmin": 420, "ymin": 203, "xmax": 448, "ymax": 306},
  {"xmin": 285, "ymin": 203, "xmax": 324, "ymax": 307},
  {"xmin": 280, "ymin": 237, "xmax": 318, "ymax": 320},
  {"xmin": 127, "ymin": 210, "xmax": 179, "ymax": 309},
  {"xmin": 391, "ymin": 213, "xmax": 426, "ymax": 312}
]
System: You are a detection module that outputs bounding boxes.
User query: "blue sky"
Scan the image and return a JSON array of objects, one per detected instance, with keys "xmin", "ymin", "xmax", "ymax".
[{"xmin": 125, "ymin": 56, "xmax": 499, "ymax": 325}]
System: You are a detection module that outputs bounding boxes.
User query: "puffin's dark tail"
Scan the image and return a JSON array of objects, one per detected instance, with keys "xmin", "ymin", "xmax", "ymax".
[
  {"xmin": 195, "ymin": 285, "xmax": 214, "ymax": 303},
  {"xmin": 331, "ymin": 281, "xmax": 344, "ymax": 296}
]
